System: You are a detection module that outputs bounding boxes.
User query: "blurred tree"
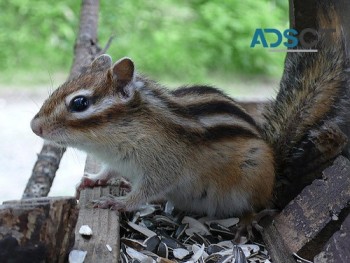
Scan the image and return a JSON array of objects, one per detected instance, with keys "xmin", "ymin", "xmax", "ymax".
[
  {"xmin": 0, "ymin": 0, "xmax": 79, "ymax": 70},
  {"xmin": 0, "ymin": 0, "xmax": 288, "ymax": 81}
]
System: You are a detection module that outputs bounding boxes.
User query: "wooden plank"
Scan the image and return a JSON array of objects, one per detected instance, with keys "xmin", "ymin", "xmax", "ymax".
[
  {"xmin": 72, "ymin": 156, "xmax": 120, "ymax": 262},
  {"xmin": 0, "ymin": 197, "xmax": 77, "ymax": 263},
  {"xmin": 314, "ymin": 213, "xmax": 350, "ymax": 263},
  {"xmin": 261, "ymin": 217, "xmax": 297, "ymax": 263},
  {"xmin": 272, "ymin": 156, "xmax": 350, "ymax": 256}
]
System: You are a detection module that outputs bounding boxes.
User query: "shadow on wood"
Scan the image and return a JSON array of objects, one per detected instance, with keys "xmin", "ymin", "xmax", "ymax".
[{"xmin": 0, "ymin": 197, "xmax": 78, "ymax": 263}]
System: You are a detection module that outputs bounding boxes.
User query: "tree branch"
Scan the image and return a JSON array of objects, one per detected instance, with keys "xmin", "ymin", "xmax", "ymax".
[{"xmin": 23, "ymin": 0, "xmax": 101, "ymax": 199}]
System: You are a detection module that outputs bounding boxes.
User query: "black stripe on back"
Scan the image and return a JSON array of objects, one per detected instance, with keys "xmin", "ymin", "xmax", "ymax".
[
  {"xmin": 172, "ymin": 123, "xmax": 259, "ymax": 143},
  {"xmin": 171, "ymin": 85, "xmax": 227, "ymax": 97},
  {"xmin": 203, "ymin": 125, "xmax": 259, "ymax": 141},
  {"xmin": 150, "ymin": 88, "xmax": 190, "ymax": 116},
  {"xmin": 186, "ymin": 101, "xmax": 258, "ymax": 128},
  {"xmin": 152, "ymin": 88, "xmax": 258, "ymax": 129}
]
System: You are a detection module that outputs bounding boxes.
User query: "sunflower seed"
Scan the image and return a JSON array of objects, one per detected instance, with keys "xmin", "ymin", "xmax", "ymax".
[
  {"xmin": 121, "ymin": 238, "xmax": 146, "ymax": 250},
  {"xmin": 217, "ymin": 241, "xmax": 234, "ymax": 249},
  {"xmin": 156, "ymin": 257, "xmax": 176, "ymax": 263},
  {"xmin": 205, "ymin": 254, "xmax": 223, "ymax": 263},
  {"xmin": 205, "ymin": 218, "xmax": 240, "ymax": 228},
  {"xmin": 154, "ymin": 215, "xmax": 179, "ymax": 227},
  {"xmin": 68, "ymin": 250, "xmax": 87, "ymax": 263},
  {"xmin": 220, "ymin": 255, "xmax": 235, "ymax": 263},
  {"xmin": 183, "ymin": 216, "xmax": 211, "ymax": 236},
  {"xmin": 158, "ymin": 231, "xmax": 186, "ymax": 249},
  {"xmin": 138, "ymin": 204, "xmax": 157, "ymax": 217},
  {"xmin": 144, "ymin": 235, "xmax": 161, "ymax": 253},
  {"xmin": 128, "ymin": 221, "xmax": 157, "ymax": 237},
  {"xmin": 157, "ymin": 242, "xmax": 169, "ymax": 258},
  {"xmin": 239, "ymin": 244, "xmax": 259, "ymax": 257},
  {"xmin": 119, "ymin": 203, "xmax": 271, "ymax": 263},
  {"xmin": 191, "ymin": 233, "xmax": 210, "ymax": 247},
  {"xmin": 106, "ymin": 244, "xmax": 112, "ymax": 252},
  {"xmin": 78, "ymin": 225, "xmax": 93, "ymax": 237},
  {"xmin": 164, "ymin": 201, "xmax": 175, "ymax": 215},
  {"xmin": 190, "ymin": 244, "xmax": 206, "ymax": 262},
  {"xmin": 207, "ymin": 244, "xmax": 225, "ymax": 254},
  {"xmin": 174, "ymin": 223, "xmax": 188, "ymax": 239},
  {"xmin": 173, "ymin": 248, "xmax": 190, "ymax": 260},
  {"xmin": 126, "ymin": 247, "xmax": 155, "ymax": 263},
  {"xmin": 209, "ymin": 223, "xmax": 235, "ymax": 239},
  {"xmin": 120, "ymin": 252, "xmax": 129, "ymax": 263},
  {"xmin": 233, "ymin": 245, "xmax": 248, "ymax": 263}
]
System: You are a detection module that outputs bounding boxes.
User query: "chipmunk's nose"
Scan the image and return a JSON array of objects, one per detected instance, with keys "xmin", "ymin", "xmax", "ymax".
[{"xmin": 30, "ymin": 117, "xmax": 43, "ymax": 137}]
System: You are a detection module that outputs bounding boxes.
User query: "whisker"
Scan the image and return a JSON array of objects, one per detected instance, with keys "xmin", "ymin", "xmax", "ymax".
[
  {"xmin": 29, "ymin": 98, "xmax": 42, "ymax": 110},
  {"xmin": 47, "ymin": 70, "xmax": 54, "ymax": 96}
]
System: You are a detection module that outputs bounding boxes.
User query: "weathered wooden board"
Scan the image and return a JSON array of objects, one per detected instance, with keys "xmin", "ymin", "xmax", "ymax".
[
  {"xmin": 260, "ymin": 217, "xmax": 297, "ymax": 263},
  {"xmin": 314, "ymin": 213, "xmax": 350, "ymax": 263},
  {"xmin": 272, "ymin": 156, "xmax": 350, "ymax": 257},
  {"xmin": 0, "ymin": 197, "xmax": 78, "ymax": 263},
  {"xmin": 72, "ymin": 187, "xmax": 120, "ymax": 263},
  {"xmin": 71, "ymin": 156, "xmax": 120, "ymax": 262}
]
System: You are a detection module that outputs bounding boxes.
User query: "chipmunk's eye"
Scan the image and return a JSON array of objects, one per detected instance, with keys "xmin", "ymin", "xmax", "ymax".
[{"xmin": 69, "ymin": 96, "xmax": 90, "ymax": 112}]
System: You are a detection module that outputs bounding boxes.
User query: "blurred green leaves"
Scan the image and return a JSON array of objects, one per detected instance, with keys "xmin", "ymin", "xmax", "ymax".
[
  {"xmin": 0, "ymin": 0, "xmax": 77, "ymax": 70},
  {"xmin": 0, "ymin": 0, "xmax": 288, "ymax": 81}
]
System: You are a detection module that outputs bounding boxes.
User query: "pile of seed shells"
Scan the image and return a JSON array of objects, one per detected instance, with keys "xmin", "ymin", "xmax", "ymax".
[{"xmin": 119, "ymin": 203, "xmax": 272, "ymax": 263}]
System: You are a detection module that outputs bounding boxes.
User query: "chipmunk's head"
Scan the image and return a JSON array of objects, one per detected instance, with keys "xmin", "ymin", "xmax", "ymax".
[{"xmin": 31, "ymin": 55, "xmax": 146, "ymax": 151}]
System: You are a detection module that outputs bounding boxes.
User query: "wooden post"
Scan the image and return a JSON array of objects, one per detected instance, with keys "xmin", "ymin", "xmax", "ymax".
[
  {"xmin": 23, "ymin": 0, "xmax": 101, "ymax": 199},
  {"xmin": 1, "ymin": 1, "xmax": 104, "ymax": 262}
]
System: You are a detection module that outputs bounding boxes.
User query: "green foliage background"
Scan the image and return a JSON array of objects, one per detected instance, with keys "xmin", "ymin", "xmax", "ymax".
[{"xmin": 0, "ymin": 0, "xmax": 288, "ymax": 83}]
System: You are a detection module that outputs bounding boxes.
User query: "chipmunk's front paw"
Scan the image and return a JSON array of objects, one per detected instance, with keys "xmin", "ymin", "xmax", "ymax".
[
  {"xmin": 92, "ymin": 195, "xmax": 127, "ymax": 211},
  {"xmin": 79, "ymin": 175, "xmax": 109, "ymax": 189},
  {"xmin": 234, "ymin": 209, "xmax": 278, "ymax": 242},
  {"xmin": 117, "ymin": 178, "xmax": 132, "ymax": 193},
  {"xmin": 75, "ymin": 172, "xmax": 114, "ymax": 199}
]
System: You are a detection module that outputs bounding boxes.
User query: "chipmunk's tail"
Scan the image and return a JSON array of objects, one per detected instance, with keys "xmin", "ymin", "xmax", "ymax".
[{"xmin": 262, "ymin": 2, "xmax": 350, "ymax": 206}]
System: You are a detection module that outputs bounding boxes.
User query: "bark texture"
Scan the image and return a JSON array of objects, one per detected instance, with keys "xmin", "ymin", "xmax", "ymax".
[{"xmin": 23, "ymin": 0, "xmax": 101, "ymax": 199}]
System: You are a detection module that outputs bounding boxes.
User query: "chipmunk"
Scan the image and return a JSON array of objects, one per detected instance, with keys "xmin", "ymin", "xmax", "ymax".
[{"xmin": 31, "ymin": 3, "xmax": 348, "ymax": 238}]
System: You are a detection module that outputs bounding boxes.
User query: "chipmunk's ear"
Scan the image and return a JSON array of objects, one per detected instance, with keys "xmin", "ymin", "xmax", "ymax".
[
  {"xmin": 110, "ymin": 57, "xmax": 136, "ymax": 97},
  {"xmin": 111, "ymin": 57, "xmax": 134, "ymax": 83},
  {"xmin": 91, "ymin": 54, "xmax": 112, "ymax": 72}
]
